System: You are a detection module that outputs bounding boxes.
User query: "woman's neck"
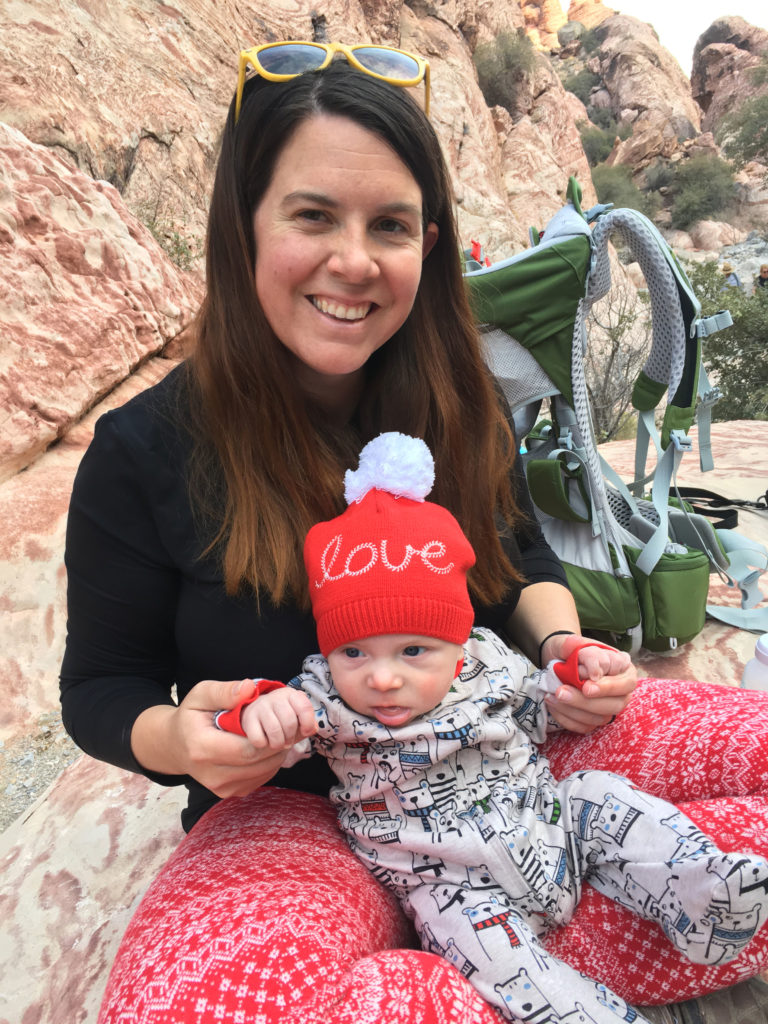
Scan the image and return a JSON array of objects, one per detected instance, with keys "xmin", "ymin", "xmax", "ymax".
[{"xmin": 295, "ymin": 366, "xmax": 365, "ymax": 425}]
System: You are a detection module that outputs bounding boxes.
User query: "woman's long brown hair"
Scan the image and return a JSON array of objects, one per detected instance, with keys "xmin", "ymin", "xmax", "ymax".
[{"xmin": 188, "ymin": 61, "xmax": 522, "ymax": 608}]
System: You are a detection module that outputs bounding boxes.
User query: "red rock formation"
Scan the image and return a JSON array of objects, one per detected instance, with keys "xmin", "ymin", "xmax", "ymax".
[
  {"xmin": 521, "ymin": 0, "xmax": 567, "ymax": 50},
  {"xmin": 0, "ymin": 124, "xmax": 201, "ymax": 482},
  {"xmin": 691, "ymin": 16, "xmax": 768, "ymax": 131},
  {"xmin": 594, "ymin": 15, "xmax": 700, "ymax": 139},
  {"xmin": 566, "ymin": 0, "xmax": 616, "ymax": 31}
]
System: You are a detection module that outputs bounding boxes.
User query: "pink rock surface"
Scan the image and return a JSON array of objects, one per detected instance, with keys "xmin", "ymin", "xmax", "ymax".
[
  {"xmin": 0, "ymin": 358, "xmax": 177, "ymax": 745},
  {"xmin": 0, "ymin": 757, "xmax": 185, "ymax": 1024},
  {"xmin": 0, "ymin": 124, "xmax": 200, "ymax": 481}
]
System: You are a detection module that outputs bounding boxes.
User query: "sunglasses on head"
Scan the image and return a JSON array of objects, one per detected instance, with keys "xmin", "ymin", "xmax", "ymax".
[{"xmin": 235, "ymin": 41, "xmax": 430, "ymax": 123}]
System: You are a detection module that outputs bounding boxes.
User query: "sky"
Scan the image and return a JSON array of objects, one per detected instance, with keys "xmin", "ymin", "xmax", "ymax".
[{"xmin": 591, "ymin": 2, "xmax": 768, "ymax": 74}]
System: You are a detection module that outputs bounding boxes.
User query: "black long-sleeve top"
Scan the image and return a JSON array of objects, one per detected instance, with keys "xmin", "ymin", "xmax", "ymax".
[{"xmin": 60, "ymin": 365, "xmax": 568, "ymax": 831}]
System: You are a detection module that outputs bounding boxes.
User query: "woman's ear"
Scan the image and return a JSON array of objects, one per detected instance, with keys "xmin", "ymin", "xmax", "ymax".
[{"xmin": 422, "ymin": 222, "xmax": 439, "ymax": 260}]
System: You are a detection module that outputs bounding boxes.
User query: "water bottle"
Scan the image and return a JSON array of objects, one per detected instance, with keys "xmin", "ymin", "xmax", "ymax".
[{"xmin": 741, "ymin": 634, "xmax": 768, "ymax": 691}]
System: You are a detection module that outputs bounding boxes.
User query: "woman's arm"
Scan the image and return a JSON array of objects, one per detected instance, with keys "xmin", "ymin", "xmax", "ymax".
[{"xmin": 60, "ymin": 399, "xmax": 288, "ymax": 798}]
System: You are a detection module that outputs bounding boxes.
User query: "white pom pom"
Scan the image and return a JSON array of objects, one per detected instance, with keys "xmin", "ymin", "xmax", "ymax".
[{"xmin": 344, "ymin": 432, "xmax": 435, "ymax": 504}]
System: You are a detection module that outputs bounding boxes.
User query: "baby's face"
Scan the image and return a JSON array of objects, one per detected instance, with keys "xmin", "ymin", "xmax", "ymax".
[{"xmin": 326, "ymin": 633, "xmax": 463, "ymax": 727}]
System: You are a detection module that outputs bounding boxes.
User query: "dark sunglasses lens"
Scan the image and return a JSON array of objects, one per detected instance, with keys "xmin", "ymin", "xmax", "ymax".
[
  {"xmin": 353, "ymin": 47, "xmax": 420, "ymax": 79},
  {"xmin": 258, "ymin": 43, "xmax": 326, "ymax": 75}
]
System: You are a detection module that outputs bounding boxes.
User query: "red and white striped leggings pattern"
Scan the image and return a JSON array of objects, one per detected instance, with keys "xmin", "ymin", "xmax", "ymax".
[{"xmin": 98, "ymin": 678, "xmax": 768, "ymax": 1023}]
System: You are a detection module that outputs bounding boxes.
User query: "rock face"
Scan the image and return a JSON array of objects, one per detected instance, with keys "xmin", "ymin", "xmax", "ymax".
[
  {"xmin": 591, "ymin": 15, "xmax": 701, "ymax": 139},
  {"xmin": 0, "ymin": 124, "xmax": 201, "ymax": 482},
  {"xmin": 691, "ymin": 16, "xmax": 768, "ymax": 132}
]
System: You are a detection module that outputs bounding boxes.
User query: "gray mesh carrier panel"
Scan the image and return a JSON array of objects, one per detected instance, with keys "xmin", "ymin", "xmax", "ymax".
[
  {"xmin": 589, "ymin": 209, "xmax": 686, "ymax": 401},
  {"xmin": 480, "ymin": 328, "xmax": 558, "ymax": 414}
]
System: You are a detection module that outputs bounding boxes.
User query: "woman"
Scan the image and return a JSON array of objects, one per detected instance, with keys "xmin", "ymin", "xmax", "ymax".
[{"xmin": 60, "ymin": 46, "xmax": 768, "ymax": 1022}]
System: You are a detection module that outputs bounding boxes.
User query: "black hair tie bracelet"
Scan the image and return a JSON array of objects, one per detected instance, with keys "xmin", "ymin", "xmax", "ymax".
[{"xmin": 537, "ymin": 629, "xmax": 575, "ymax": 668}]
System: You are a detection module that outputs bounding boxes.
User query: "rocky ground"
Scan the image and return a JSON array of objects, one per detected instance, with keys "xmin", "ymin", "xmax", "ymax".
[
  {"xmin": 0, "ymin": 710, "xmax": 80, "ymax": 832},
  {"xmin": 719, "ymin": 230, "xmax": 768, "ymax": 290}
]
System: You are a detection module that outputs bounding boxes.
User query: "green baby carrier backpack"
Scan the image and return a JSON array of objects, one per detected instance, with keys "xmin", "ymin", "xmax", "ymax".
[{"xmin": 464, "ymin": 178, "xmax": 768, "ymax": 653}]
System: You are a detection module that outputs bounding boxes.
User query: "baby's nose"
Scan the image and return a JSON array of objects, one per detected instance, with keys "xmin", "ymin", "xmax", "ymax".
[{"xmin": 369, "ymin": 662, "xmax": 403, "ymax": 690}]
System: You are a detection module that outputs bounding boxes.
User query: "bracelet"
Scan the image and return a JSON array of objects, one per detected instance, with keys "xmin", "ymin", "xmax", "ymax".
[{"xmin": 537, "ymin": 629, "xmax": 575, "ymax": 668}]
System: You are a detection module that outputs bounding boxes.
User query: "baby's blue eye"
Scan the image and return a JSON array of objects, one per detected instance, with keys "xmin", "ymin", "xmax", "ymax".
[
  {"xmin": 403, "ymin": 645, "xmax": 426, "ymax": 657},
  {"xmin": 343, "ymin": 647, "xmax": 362, "ymax": 659}
]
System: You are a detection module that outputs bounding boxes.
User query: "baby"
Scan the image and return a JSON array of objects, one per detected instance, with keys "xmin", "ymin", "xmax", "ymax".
[{"xmin": 219, "ymin": 433, "xmax": 768, "ymax": 1024}]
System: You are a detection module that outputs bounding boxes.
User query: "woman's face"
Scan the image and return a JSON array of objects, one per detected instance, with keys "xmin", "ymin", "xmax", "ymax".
[{"xmin": 252, "ymin": 113, "xmax": 438, "ymax": 405}]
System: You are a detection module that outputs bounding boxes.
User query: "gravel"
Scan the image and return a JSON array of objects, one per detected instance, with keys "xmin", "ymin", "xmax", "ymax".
[{"xmin": 0, "ymin": 711, "xmax": 81, "ymax": 833}]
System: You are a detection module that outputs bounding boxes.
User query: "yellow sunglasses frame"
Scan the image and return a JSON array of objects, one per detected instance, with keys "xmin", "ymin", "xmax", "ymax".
[{"xmin": 235, "ymin": 41, "xmax": 430, "ymax": 122}]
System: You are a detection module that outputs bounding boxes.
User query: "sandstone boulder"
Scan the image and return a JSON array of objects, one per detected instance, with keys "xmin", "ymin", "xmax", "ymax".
[
  {"xmin": 606, "ymin": 113, "xmax": 682, "ymax": 170},
  {"xmin": 687, "ymin": 220, "xmax": 748, "ymax": 251},
  {"xmin": 566, "ymin": 1, "xmax": 615, "ymax": 31},
  {"xmin": 734, "ymin": 163, "xmax": 768, "ymax": 225},
  {"xmin": 522, "ymin": 0, "xmax": 567, "ymax": 50},
  {"xmin": 0, "ymin": 123, "xmax": 201, "ymax": 482},
  {"xmin": 663, "ymin": 229, "xmax": 695, "ymax": 252},
  {"xmin": 0, "ymin": 359, "xmax": 176, "ymax": 745}
]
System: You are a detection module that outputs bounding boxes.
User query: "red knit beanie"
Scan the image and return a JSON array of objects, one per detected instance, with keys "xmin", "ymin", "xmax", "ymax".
[{"xmin": 304, "ymin": 433, "xmax": 476, "ymax": 657}]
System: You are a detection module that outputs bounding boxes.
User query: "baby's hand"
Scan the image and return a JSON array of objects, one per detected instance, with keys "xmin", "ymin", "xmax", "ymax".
[
  {"xmin": 576, "ymin": 643, "xmax": 632, "ymax": 693},
  {"xmin": 241, "ymin": 688, "xmax": 317, "ymax": 751},
  {"xmin": 544, "ymin": 634, "xmax": 636, "ymax": 734}
]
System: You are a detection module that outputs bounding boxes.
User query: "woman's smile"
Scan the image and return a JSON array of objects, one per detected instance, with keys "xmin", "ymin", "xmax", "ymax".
[{"xmin": 310, "ymin": 296, "xmax": 374, "ymax": 321}]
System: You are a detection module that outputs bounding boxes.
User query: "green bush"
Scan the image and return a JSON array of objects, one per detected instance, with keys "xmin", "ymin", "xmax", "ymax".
[
  {"xmin": 643, "ymin": 160, "xmax": 675, "ymax": 192},
  {"xmin": 669, "ymin": 155, "xmax": 736, "ymax": 229},
  {"xmin": 578, "ymin": 119, "xmax": 631, "ymax": 167},
  {"xmin": 580, "ymin": 28, "xmax": 603, "ymax": 55},
  {"xmin": 473, "ymin": 32, "xmax": 535, "ymax": 114},
  {"xmin": 563, "ymin": 68, "xmax": 601, "ymax": 105},
  {"xmin": 591, "ymin": 164, "xmax": 649, "ymax": 213},
  {"xmin": 684, "ymin": 259, "xmax": 768, "ymax": 421},
  {"xmin": 579, "ymin": 124, "xmax": 614, "ymax": 166},
  {"xmin": 719, "ymin": 94, "xmax": 768, "ymax": 171},
  {"xmin": 586, "ymin": 106, "xmax": 616, "ymax": 131}
]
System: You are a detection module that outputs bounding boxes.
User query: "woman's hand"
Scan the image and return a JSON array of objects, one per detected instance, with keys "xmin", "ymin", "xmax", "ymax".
[
  {"xmin": 131, "ymin": 679, "xmax": 292, "ymax": 799},
  {"xmin": 542, "ymin": 633, "xmax": 637, "ymax": 734}
]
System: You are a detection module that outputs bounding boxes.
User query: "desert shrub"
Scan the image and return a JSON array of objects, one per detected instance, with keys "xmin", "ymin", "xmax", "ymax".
[
  {"xmin": 684, "ymin": 259, "xmax": 768, "ymax": 421},
  {"xmin": 473, "ymin": 32, "xmax": 535, "ymax": 114},
  {"xmin": 591, "ymin": 164, "xmax": 648, "ymax": 213},
  {"xmin": 563, "ymin": 68, "xmax": 601, "ymax": 105},
  {"xmin": 669, "ymin": 155, "xmax": 736, "ymax": 229},
  {"xmin": 643, "ymin": 160, "xmax": 675, "ymax": 192},
  {"xmin": 579, "ymin": 124, "xmax": 615, "ymax": 166},
  {"xmin": 586, "ymin": 106, "xmax": 615, "ymax": 131},
  {"xmin": 579, "ymin": 119, "xmax": 631, "ymax": 166},
  {"xmin": 585, "ymin": 285, "xmax": 653, "ymax": 442},
  {"xmin": 580, "ymin": 28, "xmax": 603, "ymax": 55},
  {"xmin": 719, "ymin": 94, "xmax": 768, "ymax": 170}
]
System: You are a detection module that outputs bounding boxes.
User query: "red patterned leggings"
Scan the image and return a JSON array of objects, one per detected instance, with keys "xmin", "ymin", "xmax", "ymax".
[{"xmin": 98, "ymin": 679, "xmax": 768, "ymax": 1023}]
